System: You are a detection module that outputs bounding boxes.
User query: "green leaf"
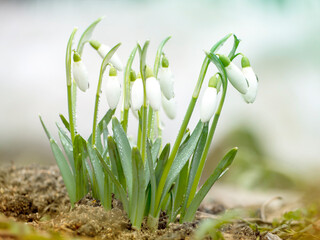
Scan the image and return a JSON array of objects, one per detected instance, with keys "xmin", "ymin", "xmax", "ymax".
[
  {"xmin": 146, "ymin": 140, "xmax": 156, "ymax": 216},
  {"xmin": 131, "ymin": 147, "xmax": 146, "ymax": 229},
  {"xmin": 159, "ymin": 121, "xmax": 204, "ymax": 211},
  {"xmin": 155, "ymin": 143, "xmax": 170, "ymax": 184},
  {"xmin": 183, "ymin": 148, "xmax": 238, "ymax": 222},
  {"xmin": 183, "ymin": 123, "xmax": 209, "ymax": 211},
  {"xmin": 153, "ymin": 36, "xmax": 171, "ymax": 77},
  {"xmin": 77, "ymin": 17, "xmax": 104, "ymax": 56},
  {"xmin": 56, "ymin": 123, "xmax": 75, "ymax": 174},
  {"xmin": 151, "ymin": 138, "xmax": 162, "ymax": 164},
  {"xmin": 87, "ymin": 142, "xmax": 107, "ymax": 203},
  {"xmin": 107, "ymin": 136, "xmax": 126, "ymax": 188},
  {"xmin": 94, "ymin": 147, "xmax": 129, "ymax": 212},
  {"xmin": 112, "ymin": 117, "xmax": 133, "ymax": 198},
  {"xmin": 59, "ymin": 114, "xmax": 70, "ymax": 132},
  {"xmin": 101, "ymin": 43, "xmax": 122, "ymax": 77},
  {"xmin": 50, "ymin": 139, "xmax": 76, "ymax": 205},
  {"xmin": 39, "ymin": 115, "xmax": 52, "ymax": 140}
]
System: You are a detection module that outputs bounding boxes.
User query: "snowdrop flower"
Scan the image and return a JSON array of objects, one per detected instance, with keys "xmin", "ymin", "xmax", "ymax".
[
  {"xmin": 73, "ymin": 51, "xmax": 89, "ymax": 92},
  {"xmin": 158, "ymin": 57, "xmax": 174, "ymax": 100},
  {"xmin": 105, "ymin": 67, "xmax": 121, "ymax": 110},
  {"xmin": 146, "ymin": 67, "xmax": 161, "ymax": 111},
  {"xmin": 219, "ymin": 55, "xmax": 248, "ymax": 94},
  {"xmin": 241, "ymin": 56, "xmax": 258, "ymax": 103},
  {"xmin": 200, "ymin": 76, "xmax": 219, "ymax": 122},
  {"xmin": 89, "ymin": 40, "xmax": 123, "ymax": 71},
  {"xmin": 131, "ymin": 75, "xmax": 144, "ymax": 111},
  {"xmin": 161, "ymin": 95, "xmax": 177, "ymax": 119}
]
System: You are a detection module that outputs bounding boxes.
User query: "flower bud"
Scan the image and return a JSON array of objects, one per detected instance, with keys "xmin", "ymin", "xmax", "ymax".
[
  {"xmin": 241, "ymin": 56, "xmax": 258, "ymax": 103},
  {"xmin": 130, "ymin": 77, "xmax": 144, "ymax": 111},
  {"xmin": 161, "ymin": 95, "xmax": 177, "ymax": 119},
  {"xmin": 90, "ymin": 40, "xmax": 123, "ymax": 71},
  {"xmin": 200, "ymin": 87, "xmax": 218, "ymax": 122},
  {"xmin": 158, "ymin": 67, "xmax": 174, "ymax": 100},
  {"xmin": 105, "ymin": 67, "xmax": 121, "ymax": 110},
  {"xmin": 73, "ymin": 51, "xmax": 89, "ymax": 92},
  {"xmin": 146, "ymin": 76, "xmax": 161, "ymax": 111},
  {"xmin": 219, "ymin": 55, "xmax": 248, "ymax": 94}
]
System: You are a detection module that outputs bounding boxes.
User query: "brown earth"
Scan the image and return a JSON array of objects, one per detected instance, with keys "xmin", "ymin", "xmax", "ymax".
[{"xmin": 0, "ymin": 165, "xmax": 317, "ymax": 240}]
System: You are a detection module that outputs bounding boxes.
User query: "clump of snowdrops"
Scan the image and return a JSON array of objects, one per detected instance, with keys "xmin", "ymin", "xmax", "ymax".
[{"xmin": 40, "ymin": 17, "xmax": 258, "ymax": 229}]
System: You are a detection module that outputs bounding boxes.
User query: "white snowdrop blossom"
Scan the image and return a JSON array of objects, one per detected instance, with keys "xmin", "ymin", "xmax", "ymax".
[
  {"xmin": 219, "ymin": 55, "xmax": 248, "ymax": 94},
  {"xmin": 73, "ymin": 52, "xmax": 89, "ymax": 92},
  {"xmin": 241, "ymin": 56, "xmax": 258, "ymax": 103},
  {"xmin": 200, "ymin": 87, "xmax": 218, "ymax": 122},
  {"xmin": 105, "ymin": 75, "xmax": 121, "ymax": 110},
  {"xmin": 131, "ymin": 77, "xmax": 144, "ymax": 111},
  {"xmin": 146, "ymin": 77, "xmax": 161, "ymax": 111},
  {"xmin": 158, "ymin": 67, "xmax": 174, "ymax": 100},
  {"xmin": 90, "ymin": 40, "xmax": 123, "ymax": 71},
  {"xmin": 161, "ymin": 95, "xmax": 177, "ymax": 119}
]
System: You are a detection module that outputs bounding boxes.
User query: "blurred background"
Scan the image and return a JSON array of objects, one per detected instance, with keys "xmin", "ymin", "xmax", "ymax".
[{"xmin": 0, "ymin": 0, "xmax": 319, "ymax": 189}]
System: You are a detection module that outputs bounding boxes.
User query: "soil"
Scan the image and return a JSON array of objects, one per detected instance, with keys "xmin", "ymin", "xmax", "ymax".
[{"xmin": 0, "ymin": 165, "xmax": 318, "ymax": 240}]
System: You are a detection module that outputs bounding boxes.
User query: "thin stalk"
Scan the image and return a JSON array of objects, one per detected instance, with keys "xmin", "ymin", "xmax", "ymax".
[
  {"xmin": 147, "ymin": 107, "xmax": 153, "ymax": 139},
  {"xmin": 141, "ymin": 84, "xmax": 148, "ymax": 163},
  {"xmin": 156, "ymin": 111, "xmax": 162, "ymax": 139},
  {"xmin": 186, "ymin": 85, "xmax": 227, "ymax": 207},
  {"xmin": 67, "ymin": 85, "xmax": 75, "ymax": 142}
]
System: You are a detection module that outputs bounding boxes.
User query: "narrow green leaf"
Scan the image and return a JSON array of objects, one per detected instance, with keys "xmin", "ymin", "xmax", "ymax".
[
  {"xmin": 112, "ymin": 117, "xmax": 133, "ymax": 198},
  {"xmin": 155, "ymin": 143, "xmax": 170, "ymax": 184},
  {"xmin": 107, "ymin": 136, "xmax": 126, "ymax": 188},
  {"xmin": 151, "ymin": 138, "xmax": 161, "ymax": 164},
  {"xmin": 87, "ymin": 142, "xmax": 106, "ymax": 203},
  {"xmin": 89, "ymin": 109, "xmax": 115, "ymax": 145},
  {"xmin": 183, "ymin": 148, "xmax": 238, "ymax": 222},
  {"xmin": 184, "ymin": 123, "xmax": 209, "ymax": 210},
  {"xmin": 49, "ymin": 139, "xmax": 76, "ymax": 205},
  {"xmin": 39, "ymin": 115, "xmax": 52, "ymax": 140},
  {"xmin": 146, "ymin": 140, "xmax": 156, "ymax": 216},
  {"xmin": 59, "ymin": 114, "xmax": 70, "ymax": 132},
  {"xmin": 94, "ymin": 148, "xmax": 129, "ymax": 212},
  {"xmin": 77, "ymin": 17, "xmax": 104, "ymax": 55},
  {"xmin": 159, "ymin": 121, "xmax": 204, "ymax": 211},
  {"xmin": 56, "ymin": 123, "xmax": 75, "ymax": 174},
  {"xmin": 131, "ymin": 147, "xmax": 146, "ymax": 228}
]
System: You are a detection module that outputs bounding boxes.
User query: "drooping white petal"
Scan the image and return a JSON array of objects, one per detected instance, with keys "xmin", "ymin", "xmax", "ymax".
[
  {"xmin": 131, "ymin": 78, "xmax": 144, "ymax": 111},
  {"xmin": 158, "ymin": 67, "xmax": 174, "ymax": 100},
  {"xmin": 242, "ymin": 67, "xmax": 258, "ymax": 103},
  {"xmin": 161, "ymin": 95, "xmax": 177, "ymax": 119},
  {"xmin": 200, "ymin": 87, "xmax": 218, "ymax": 122},
  {"xmin": 98, "ymin": 44, "xmax": 123, "ymax": 71},
  {"xmin": 225, "ymin": 62, "xmax": 248, "ymax": 94},
  {"xmin": 105, "ymin": 76, "xmax": 121, "ymax": 110},
  {"xmin": 146, "ymin": 77, "xmax": 161, "ymax": 111},
  {"xmin": 73, "ymin": 61, "xmax": 89, "ymax": 92}
]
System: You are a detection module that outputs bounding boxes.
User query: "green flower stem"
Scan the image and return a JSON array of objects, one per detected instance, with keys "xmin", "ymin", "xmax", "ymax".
[
  {"xmin": 156, "ymin": 111, "xmax": 162, "ymax": 139},
  {"xmin": 154, "ymin": 33, "xmax": 233, "ymax": 215},
  {"xmin": 122, "ymin": 46, "xmax": 137, "ymax": 133},
  {"xmin": 92, "ymin": 43, "xmax": 122, "ymax": 146},
  {"xmin": 141, "ymin": 83, "xmax": 148, "ymax": 163},
  {"xmin": 147, "ymin": 107, "xmax": 153, "ymax": 139},
  {"xmin": 187, "ymin": 81, "xmax": 227, "ymax": 207},
  {"xmin": 66, "ymin": 28, "xmax": 78, "ymax": 143}
]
